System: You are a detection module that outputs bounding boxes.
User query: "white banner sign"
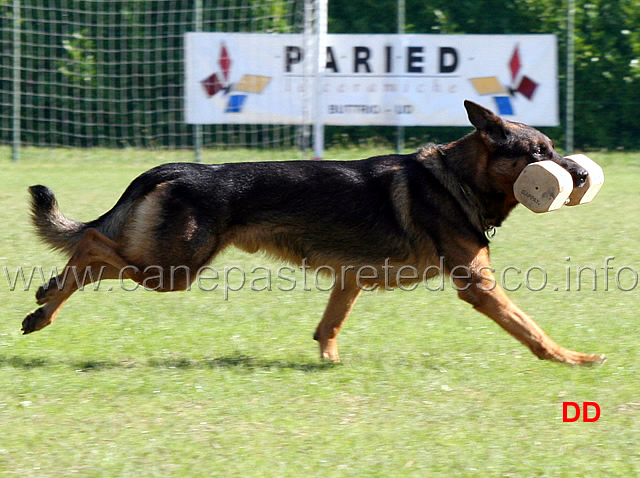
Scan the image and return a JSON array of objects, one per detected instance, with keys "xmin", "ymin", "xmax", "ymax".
[{"xmin": 185, "ymin": 33, "xmax": 558, "ymax": 126}]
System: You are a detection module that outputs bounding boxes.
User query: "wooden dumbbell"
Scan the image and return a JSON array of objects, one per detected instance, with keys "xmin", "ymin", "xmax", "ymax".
[
  {"xmin": 564, "ymin": 154, "xmax": 605, "ymax": 206},
  {"xmin": 514, "ymin": 161, "xmax": 573, "ymax": 213},
  {"xmin": 514, "ymin": 155, "xmax": 604, "ymax": 213}
]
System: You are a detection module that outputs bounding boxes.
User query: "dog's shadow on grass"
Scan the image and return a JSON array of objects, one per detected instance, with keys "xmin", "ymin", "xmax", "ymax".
[
  {"xmin": 147, "ymin": 355, "xmax": 336, "ymax": 372},
  {"xmin": 0, "ymin": 353, "xmax": 337, "ymax": 373}
]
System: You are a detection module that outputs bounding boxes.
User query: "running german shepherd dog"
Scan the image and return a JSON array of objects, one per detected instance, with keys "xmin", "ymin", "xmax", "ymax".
[{"xmin": 23, "ymin": 101, "xmax": 605, "ymax": 366}]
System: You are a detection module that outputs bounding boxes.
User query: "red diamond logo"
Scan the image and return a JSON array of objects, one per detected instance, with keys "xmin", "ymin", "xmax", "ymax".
[
  {"xmin": 219, "ymin": 44, "xmax": 231, "ymax": 81},
  {"xmin": 201, "ymin": 73, "xmax": 223, "ymax": 97},
  {"xmin": 517, "ymin": 76, "xmax": 538, "ymax": 100},
  {"xmin": 509, "ymin": 45, "xmax": 521, "ymax": 82}
]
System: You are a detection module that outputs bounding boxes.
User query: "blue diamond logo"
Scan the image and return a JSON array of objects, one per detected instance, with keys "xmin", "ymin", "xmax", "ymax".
[
  {"xmin": 494, "ymin": 96, "xmax": 513, "ymax": 115},
  {"xmin": 226, "ymin": 95, "xmax": 247, "ymax": 113}
]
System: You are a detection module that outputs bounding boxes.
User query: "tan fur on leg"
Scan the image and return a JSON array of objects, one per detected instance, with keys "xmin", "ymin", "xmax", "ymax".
[{"xmin": 314, "ymin": 281, "xmax": 362, "ymax": 363}]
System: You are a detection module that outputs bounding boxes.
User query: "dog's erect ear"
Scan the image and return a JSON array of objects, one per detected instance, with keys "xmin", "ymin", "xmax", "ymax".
[{"xmin": 464, "ymin": 100, "xmax": 508, "ymax": 143}]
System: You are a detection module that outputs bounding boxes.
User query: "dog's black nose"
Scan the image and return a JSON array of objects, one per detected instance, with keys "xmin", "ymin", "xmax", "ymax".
[{"xmin": 577, "ymin": 168, "xmax": 588, "ymax": 188}]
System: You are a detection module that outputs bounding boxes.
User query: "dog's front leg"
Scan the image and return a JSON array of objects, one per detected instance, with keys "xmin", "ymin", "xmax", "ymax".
[
  {"xmin": 451, "ymin": 248, "xmax": 605, "ymax": 366},
  {"xmin": 313, "ymin": 280, "xmax": 362, "ymax": 362}
]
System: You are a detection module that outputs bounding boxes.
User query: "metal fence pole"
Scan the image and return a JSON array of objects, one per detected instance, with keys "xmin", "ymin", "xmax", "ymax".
[
  {"xmin": 566, "ymin": 0, "xmax": 575, "ymax": 154},
  {"xmin": 301, "ymin": 0, "xmax": 313, "ymax": 155},
  {"xmin": 312, "ymin": 0, "xmax": 327, "ymax": 160},
  {"xmin": 12, "ymin": 0, "xmax": 21, "ymax": 162},
  {"xmin": 194, "ymin": 0, "xmax": 203, "ymax": 163},
  {"xmin": 396, "ymin": 0, "xmax": 405, "ymax": 154}
]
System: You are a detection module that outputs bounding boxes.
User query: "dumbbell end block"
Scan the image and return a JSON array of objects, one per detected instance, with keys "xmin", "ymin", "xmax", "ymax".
[
  {"xmin": 564, "ymin": 154, "xmax": 604, "ymax": 206},
  {"xmin": 514, "ymin": 161, "xmax": 574, "ymax": 213}
]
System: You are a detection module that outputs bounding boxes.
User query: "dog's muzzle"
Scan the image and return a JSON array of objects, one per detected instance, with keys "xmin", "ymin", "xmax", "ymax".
[{"xmin": 556, "ymin": 156, "xmax": 588, "ymax": 188}]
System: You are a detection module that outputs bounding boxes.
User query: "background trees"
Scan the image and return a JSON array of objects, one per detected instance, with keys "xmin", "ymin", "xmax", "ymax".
[{"xmin": 2, "ymin": 0, "xmax": 638, "ymax": 151}]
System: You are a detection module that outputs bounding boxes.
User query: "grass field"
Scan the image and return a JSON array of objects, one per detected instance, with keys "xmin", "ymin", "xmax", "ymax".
[{"xmin": 1, "ymin": 146, "xmax": 639, "ymax": 476}]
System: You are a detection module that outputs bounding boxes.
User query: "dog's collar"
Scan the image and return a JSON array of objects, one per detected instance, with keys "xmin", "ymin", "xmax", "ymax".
[{"xmin": 433, "ymin": 146, "xmax": 497, "ymax": 239}]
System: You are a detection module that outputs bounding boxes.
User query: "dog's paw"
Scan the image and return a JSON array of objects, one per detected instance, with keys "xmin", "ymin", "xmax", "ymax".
[
  {"xmin": 320, "ymin": 350, "xmax": 341, "ymax": 363},
  {"xmin": 549, "ymin": 350, "xmax": 607, "ymax": 367},
  {"xmin": 577, "ymin": 353, "xmax": 607, "ymax": 366},
  {"xmin": 35, "ymin": 284, "xmax": 49, "ymax": 305},
  {"xmin": 22, "ymin": 308, "xmax": 51, "ymax": 335},
  {"xmin": 35, "ymin": 277, "xmax": 61, "ymax": 305}
]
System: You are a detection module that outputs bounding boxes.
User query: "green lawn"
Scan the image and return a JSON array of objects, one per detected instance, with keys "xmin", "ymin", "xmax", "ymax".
[{"xmin": 1, "ymin": 147, "xmax": 639, "ymax": 476}]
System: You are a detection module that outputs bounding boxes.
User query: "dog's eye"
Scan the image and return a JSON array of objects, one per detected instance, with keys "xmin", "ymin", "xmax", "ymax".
[{"xmin": 534, "ymin": 145, "xmax": 547, "ymax": 158}]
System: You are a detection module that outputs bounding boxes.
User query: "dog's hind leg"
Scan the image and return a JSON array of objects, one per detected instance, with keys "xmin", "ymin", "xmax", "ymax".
[
  {"xmin": 451, "ymin": 247, "xmax": 606, "ymax": 366},
  {"xmin": 22, "ymin": 228, "xmax": 140, "ymax": 334},
  {"xmin": 22, "ymin": 263, "xmax": 121, "ymax": 334},
  {"xmin": 313, "ymin": 280, "xmax": 362, "ymax": 362}
]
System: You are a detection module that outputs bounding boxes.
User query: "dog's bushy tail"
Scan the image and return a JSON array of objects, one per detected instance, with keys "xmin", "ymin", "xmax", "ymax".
[
  {"xmin": 29, "ymin": 183, "xmax": 143, "ymax": 256},
  {"xmin": 30, "ymin": 164, "xmax": 192, "ymax": 256},
  {"xmin": 28, "ymin": 185, "xmax": 92, "ymax": 255}
]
